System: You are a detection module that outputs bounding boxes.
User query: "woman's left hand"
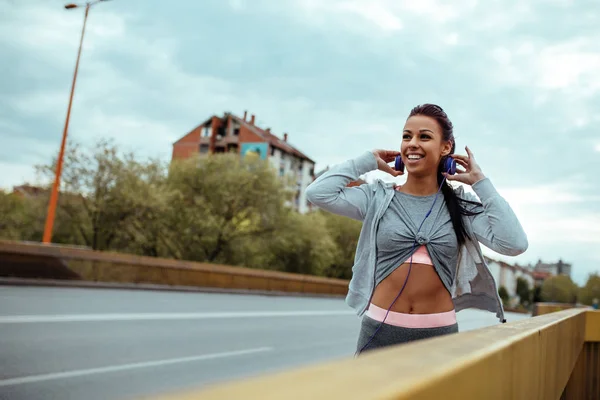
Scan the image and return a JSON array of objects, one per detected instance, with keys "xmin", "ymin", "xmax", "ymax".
[{"xmin": 444, "ymin": 146, "xmax": 486, "ymax": 186}]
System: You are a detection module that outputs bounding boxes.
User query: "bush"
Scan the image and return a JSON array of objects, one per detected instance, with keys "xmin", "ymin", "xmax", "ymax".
[
  {"xmin": 578, "ymin": 274, "xmax": 600, "ymax": 306},
  {"xmin": 516, "ymin": 277, "xmax": 531, "ymax": 307},
  {"xmin": 541, "ymin": 275, "xmax": 579, "ymax": 304},
  {"xmin": 532, "ymin": 285, "xmax": 542, "ymax": 303},
  {"xmin": 498, "ymin": 286, "xmax": 509, "ymax": 306}
]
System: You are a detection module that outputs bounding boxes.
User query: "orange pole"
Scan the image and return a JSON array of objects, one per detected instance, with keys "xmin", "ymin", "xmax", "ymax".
[{"xmin": 42, "ymin": 3, "xmax": 90, "ymax": 243}]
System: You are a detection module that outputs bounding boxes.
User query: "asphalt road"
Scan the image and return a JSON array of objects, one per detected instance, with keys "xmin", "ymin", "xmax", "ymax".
[{"xmin": 0, "ymin": 286, "xmax": 529, "ymax": 400}]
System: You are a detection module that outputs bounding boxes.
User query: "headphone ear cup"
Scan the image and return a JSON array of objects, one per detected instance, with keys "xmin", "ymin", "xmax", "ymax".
[
  {"xmin": 445, "ymin": 157, "xmax": 457, "ymax": 175},
  {"xmin": 395, "ymin": 155, "xmax": 405, "ymax": 173}
]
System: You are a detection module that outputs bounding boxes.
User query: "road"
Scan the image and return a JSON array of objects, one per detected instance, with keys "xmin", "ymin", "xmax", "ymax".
[{"xmin": 0, "ymin": 286, "xmax": 529, "ymax": 400}]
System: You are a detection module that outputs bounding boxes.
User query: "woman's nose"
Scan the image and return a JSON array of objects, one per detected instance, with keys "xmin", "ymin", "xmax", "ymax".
[{"xmin": 408, "ymin": 137, "xmax": 419, "ymax": 147}]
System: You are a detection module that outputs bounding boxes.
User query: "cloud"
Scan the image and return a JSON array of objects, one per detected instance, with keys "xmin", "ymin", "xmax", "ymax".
[
  {"xmin": 291, "ymin": 0, "xmax": 403, "ymax": 33},
  {"xmin": 0, "ymin": 160, "xmax": 41, "ymax": 189},
  {"xmin": 501, "ymin": 184, "xmax": 600, "ymax": 206}
]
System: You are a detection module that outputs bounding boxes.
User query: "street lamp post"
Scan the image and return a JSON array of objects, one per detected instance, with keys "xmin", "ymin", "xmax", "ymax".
[{"xmin": 42, "ymin": 0, "xmax": 111, "ymax": 244}]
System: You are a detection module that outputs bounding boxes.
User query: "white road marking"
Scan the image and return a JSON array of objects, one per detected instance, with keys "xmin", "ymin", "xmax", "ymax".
[
  {"xmin": 0, "ymin": 310, "xmax": 355, "ymax": 324},
  {"xmin": 0, "ymin": 347, "xmax": 273, "ymax": 387}
]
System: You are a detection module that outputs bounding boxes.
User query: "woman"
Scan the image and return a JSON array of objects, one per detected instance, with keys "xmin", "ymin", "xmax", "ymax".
[{"xmin": 305, "ymin": 104, "xmax": 528, "ymax": 355}]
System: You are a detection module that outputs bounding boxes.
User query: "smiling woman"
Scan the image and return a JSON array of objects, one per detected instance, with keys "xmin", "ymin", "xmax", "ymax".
[{"xmin": 305, "ymin": 103, "xmax": 529, "ymax": 355}]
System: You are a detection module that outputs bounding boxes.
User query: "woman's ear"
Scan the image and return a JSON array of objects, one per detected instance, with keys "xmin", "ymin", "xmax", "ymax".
[{"xmin": 441, "ymin": 140, "xmax": 453, "ymax": 157}]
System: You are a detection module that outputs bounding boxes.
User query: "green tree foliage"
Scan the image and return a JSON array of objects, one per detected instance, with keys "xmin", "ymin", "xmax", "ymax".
[
  {"xmin": 1, "ymin": 140, "xmax": 363, "ymax": 280},
  {"xmin": 319, "ymin": 211, "xmax": 362, "ymax": 279},
  {"xmin": 516, "ymin": 277, "xmax": 531, "ymax": 307},
  {"xmin": 0, "ymin": 188, "xmax": 49, "ymax": 243},
  {"xmin": 0, "ymin": 190, "xmax": 32, "ymax": 240},
  {"xmin": 498, "ymin": 286, "xmax": 509, "ymax": 306},
  {"xmin": 257, "ymin": 211, "xmax": 338, "ymax": 276},
  {"xmin": 164, "ymin": 153, "xmax": 292, "ymax": 263},
  {"xmin": 540, "ymin": 275, "xmax": 579, "ymax": 304},
  {"xmin": 35, "ymin": 139, "xmax": 169, "ymax": 252},
  {"xmin": 578, "ymin": 274, "xmax": 600, "ymax": 306},
  {"xmin": 532, "ymin": 285, "xmax": 542, "ymax": 303}
]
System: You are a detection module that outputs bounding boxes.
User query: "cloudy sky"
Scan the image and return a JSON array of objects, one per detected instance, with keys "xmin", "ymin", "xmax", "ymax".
[{"xmin": 1, "ymin": 0, "xmax": 599, "ymax": 284}]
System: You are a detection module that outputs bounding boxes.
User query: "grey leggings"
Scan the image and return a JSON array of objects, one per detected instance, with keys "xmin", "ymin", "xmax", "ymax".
[{"xmin": 355, "ymin": 315, "xmax": 459, "ymax": 355}]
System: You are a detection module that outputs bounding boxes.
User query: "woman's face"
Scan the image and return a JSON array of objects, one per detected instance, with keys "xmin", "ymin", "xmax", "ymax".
[{"xmin": 401, "ymin": 115, "xmax": 452, "ymax": 177}]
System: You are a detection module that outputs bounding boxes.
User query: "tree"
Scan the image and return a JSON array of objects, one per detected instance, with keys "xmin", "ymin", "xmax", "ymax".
[
  {"xmin": 253, "ymin": 211, "xmax": 338, "ymax": 276},
  {"xmin": 165, "ymin": 153, "xmax": 292, "ymax": 264},
  {"xmin": 36, "ymin": 139, "xmax": 168, "ymax": 251},
  {"xmin": 540, "ymin": 275, "xmax": 579, "ymax": 304},
  {"xmin": 108, "ymin": 157, "xmax": 176, "ymax": 257},
  {"xmin": 498, "ymin": 286, "xmax": 509, "ymax": 307},
  {"xmin": 532, "ymin": 285, "xmax": 542, "ymax": 303},
  {"xmin": 578, "ymin": 274, "xmax": 600, "ymax": 306},
  {"xmin": 516, "ymin": 277, "xmax": 531, "ymax": 307},
  {"xmin": 0, "ymin": 190, "xmax": 30, "ymax": 240},
  {"xmin": 0, "ymin": 187, "xmax": 53, "ymax": 242},
  {"xmin": 319, "ymin": 210, "xmax": 362, "ymax": 279}
]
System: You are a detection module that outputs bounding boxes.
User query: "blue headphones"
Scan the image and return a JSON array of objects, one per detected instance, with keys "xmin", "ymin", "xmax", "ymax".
[
  {"xmin": 395, "ymin": 154, "xmax": 457, "ymax": 175},
  {"xmin": 355, "ymin": 155, "xmax": 457, "ymax": 356}
]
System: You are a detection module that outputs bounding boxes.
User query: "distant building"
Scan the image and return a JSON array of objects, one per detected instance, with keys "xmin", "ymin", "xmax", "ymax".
[
  {"xmin": 514, "ymin": 264, "xmax": 535, "ymax": 289},
  {"xmin": 532, "ymin": 270, "xmax": 553, "ymax": 287},
  {"xmin": 172, "ymin": 111, "xmax": 316, "ymax": 214},
  {"xmin": 12, "ymin": 184, "xmax": 46, "ymax": 198},
  {"xmin": 485, "ymin": 256, "xmax": 535, "ymax": 306},
  {"xmin": 534, "ymin": 259, "xmax": 572, "ymax": 278}
]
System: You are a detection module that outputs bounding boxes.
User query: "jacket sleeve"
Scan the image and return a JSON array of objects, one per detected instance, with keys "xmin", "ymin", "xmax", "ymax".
[
  {"xmin": 462, "ymin": 178, "xmax": 529, "ymax": 256},
  {"xmin": 305, "ymin": 151, "xmax": 378, "ymax": 221}
]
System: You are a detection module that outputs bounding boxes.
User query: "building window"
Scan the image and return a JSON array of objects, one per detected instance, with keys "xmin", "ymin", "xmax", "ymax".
[
  {"xmin": 199, "ymin": 144, "xmax": 209, "ymax": 153},
  {"xmin": 234, "ymin": 128, "xmax": 240, "ymax": 136},
  {"xmin": 202, "ymin": 125, "xmax": 211, "ymax": 137}
]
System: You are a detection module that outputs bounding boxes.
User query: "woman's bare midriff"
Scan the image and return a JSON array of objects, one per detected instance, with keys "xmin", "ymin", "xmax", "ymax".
[{"xmin": 370, "ymin": 262, "xmax": 454, "ymax": 314}]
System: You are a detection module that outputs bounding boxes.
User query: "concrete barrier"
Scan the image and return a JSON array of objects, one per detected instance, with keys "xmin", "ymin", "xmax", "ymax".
[
  {"xmin": 533, "ymin": 302, "xmax": 590, "ymax": 316},
  {"xmin": 153, "ymin": 309, "xmax": 600, "ymax": 400},
  {"xmin": 0, "ymin": 240, "xmax": 348, "ymax": 296}
]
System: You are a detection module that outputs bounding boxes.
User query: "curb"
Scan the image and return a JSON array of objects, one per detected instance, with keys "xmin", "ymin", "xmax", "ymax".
[{"xmin": 0, "ymin": 277, "xmax": 346, "ymax": 299}]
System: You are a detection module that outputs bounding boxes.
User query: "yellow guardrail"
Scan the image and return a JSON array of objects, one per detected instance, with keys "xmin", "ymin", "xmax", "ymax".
[
  {"xmin": 154, "ymin": 309, "xmax": 599, "ymax": 400},
  {"xmin": 0, "ymin": 240, "xmax": 348, "ymax": 296},
  {"xmin": 533, "ymin": 302, "xmax": 589, "ymax": 316}
]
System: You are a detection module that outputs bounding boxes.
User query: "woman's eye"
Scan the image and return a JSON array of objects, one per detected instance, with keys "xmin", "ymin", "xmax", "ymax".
[
  {"xmin": 402, "ymin": 134, "xmax": 411, "ymax": 140},
  {"xmin": 420, "ymin": 134, "xmax": 431, "ymax": 140}
]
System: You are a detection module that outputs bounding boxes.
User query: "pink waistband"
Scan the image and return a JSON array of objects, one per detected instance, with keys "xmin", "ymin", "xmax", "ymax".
[{"xmin": 366, "ymin": 303, "xmax": 456, "ymax": 328}]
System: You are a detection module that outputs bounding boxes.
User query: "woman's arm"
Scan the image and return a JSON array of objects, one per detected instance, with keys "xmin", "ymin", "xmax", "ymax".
[
  {"xmin": 462, "ymin": 179, "xmax": 529, "ymax": 256},
  {"xmin": 305, "ymin": 151, "xmax": 384, "ymax": 221},
  {"xmin": 447, "ymin": 146, "xmax": 528, "ymax": 256}
]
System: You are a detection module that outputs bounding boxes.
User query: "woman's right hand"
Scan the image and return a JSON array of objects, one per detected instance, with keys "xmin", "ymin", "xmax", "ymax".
[{"xmin": 371, "ymin": 149, "xmax": 404, "ymax": 177}]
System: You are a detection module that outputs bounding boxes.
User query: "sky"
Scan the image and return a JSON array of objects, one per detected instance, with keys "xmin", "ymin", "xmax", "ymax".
[{"xmin": 1, "ymin": 0, "xmax": 599, "ymax": 285}]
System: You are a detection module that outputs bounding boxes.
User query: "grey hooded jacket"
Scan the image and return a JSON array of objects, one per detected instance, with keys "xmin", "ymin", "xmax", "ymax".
[{"xmin": 305, "ymin": 151, "xmax": 528, "ymax": 322}]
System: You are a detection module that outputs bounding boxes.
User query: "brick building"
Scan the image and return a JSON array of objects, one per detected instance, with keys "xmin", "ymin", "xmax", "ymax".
[
  {"xmin": 172, "ymin": 111, "xmax": 316, "ymax": 213},
  {"xmin": 11, "ymin": 184, "xmax": 46, "ymax": 198}
]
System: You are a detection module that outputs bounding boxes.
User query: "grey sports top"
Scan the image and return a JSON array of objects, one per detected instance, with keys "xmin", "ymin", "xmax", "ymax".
[{"xmin": 375, "ymin": 189, "xmax": 459, "ymax": 292}]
